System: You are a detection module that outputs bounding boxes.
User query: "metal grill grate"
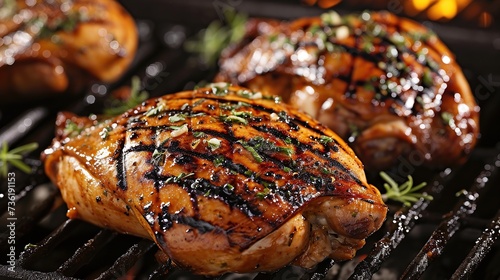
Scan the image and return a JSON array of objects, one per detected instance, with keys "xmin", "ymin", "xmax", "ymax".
[{"xmin": 1, "ymin": 1, "xmax": 500, "ymax": 279}]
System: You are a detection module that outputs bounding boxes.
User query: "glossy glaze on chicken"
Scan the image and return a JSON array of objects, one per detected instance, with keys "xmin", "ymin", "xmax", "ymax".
[
  {"xmin": 0, "ymin": 0, "xmax": 137, "ymax": 101},
  {"xmin": 216, "ymin": 11, "xmax": 480, "ymax": 170},
  {"xmin": 42, "ymin": 84, "xmax": 387, "ymax": 275}
]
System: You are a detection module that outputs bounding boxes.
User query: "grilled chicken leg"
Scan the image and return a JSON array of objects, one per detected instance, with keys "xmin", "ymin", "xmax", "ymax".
[
  {"xmin": 215, "ymin": 11, "xmax": 480, "ymax": 170},
  {"xmin": 0, "ymin": 0, "xmax": 137, "ymax": 101},
  {"xmin": 43, "ymin": 84, "xmax": 387, "ymax": 275}
]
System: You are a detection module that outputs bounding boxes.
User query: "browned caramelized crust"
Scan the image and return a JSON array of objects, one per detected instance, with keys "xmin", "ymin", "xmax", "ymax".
[
  {"xmin": 215, "ymin": 11, "xmax": 480, "ymax": 170},
  {"xmin": 42, "ymin": 85, "xmax": 387, "ymax": 275},
  {"xmin": 0, "ymin": 0, "xmax": 137, "ymax": 101}
]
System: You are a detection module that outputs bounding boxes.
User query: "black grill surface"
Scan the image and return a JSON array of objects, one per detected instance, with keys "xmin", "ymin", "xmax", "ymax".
[{"xmin": 1, "ymin": 1, "xmax": 500, "ymax": 279}]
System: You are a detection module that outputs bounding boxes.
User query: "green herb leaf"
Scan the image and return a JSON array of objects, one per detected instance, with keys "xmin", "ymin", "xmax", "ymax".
[
  {"xmin": 184, "ymin": 9, "xmax": 247, "ymax": 66},
  {"xmin": 99, "ymin": 126, "xmax": 112, "ymax": 140},
  {"xmin": 380, "ymin": 171, "xmax": 432, "ymax": 206},
  {"xmin": 206, "ymin": 138, "xmax": 222, "ymax": 151},
  {"xmin": 145, "ymin": 102, "xmax": 166, "ymax": 117},
  {"xmin": 63, "ymin": 120, "xmax": 84, "ymax": 138},
  {"xmin": 441, "ymin": 111, "xmax": 454, "ymax": 126},
  {"xmin": 220, "ymin": 115, "xmax": 248, "ymax": 125},
  {"xmin": 237, "ymin": 140, "xmax": 263, "ymax": 163},
  {"xmin": 0, "ymin": 142, "xmax": 38, "ymax": 177},
  {"xmin": 104, "ymin": 76, "xmax": 149, "ymax": 116},
  {"xmin": 319, "ymin": 135, "xmax": 334, "ymax": 145},
  {"xmin": 256, "ymin": 188, "xmax": 271, "ymax": 199},
  {"xmin": 193, "ymin": 131, "xmax": 207, "ymax": 138},
  {"xmin": 169, "ymin": 113, "xmax": 187, "ymax": 123}
]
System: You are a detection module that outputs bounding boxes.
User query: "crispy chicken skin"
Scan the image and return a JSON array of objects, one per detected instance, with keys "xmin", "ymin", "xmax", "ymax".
[
  {"xmin": 0, "ymin": 0, "xmax": 137, "ymax": 101},
  {"xmin": 42, "ymin": 85, "xmax": 387, "ymax": 276},
  {"xmin": 215, "ymin": 11, "xmax": 480, "ymax": 170}
]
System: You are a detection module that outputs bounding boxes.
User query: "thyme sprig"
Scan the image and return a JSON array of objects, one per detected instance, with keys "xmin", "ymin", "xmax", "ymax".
[
  {"xmin": 0, "ymin": 142, "xmax": 39, "ymax": 177},
  {"xmin": 380, "ymin": 171, "xmax": 432, "ymax": 206},
  {"xmin": 104, "ymin": 76, "xmax": 149, "ymax": 116}
]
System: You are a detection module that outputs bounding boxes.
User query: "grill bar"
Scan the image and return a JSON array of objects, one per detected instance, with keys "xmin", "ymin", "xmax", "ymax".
[
  {"xmin": 348, "ymin": 168, "xmax": 455, "ymax": 279},
  {"xmin": 300, "ymin": 259, "xmax": 336, "ymax": 280},
  {"xmin": 95, "ymin": 239, "xmax": 155, "ymax": 280},
  {"xmin": 57, "ymin": 230, "xmax": 118, "ymax": 277},
  {"xmin": 1, "ymin": 2, "xmax": 500, "ymax": 279},
  {"xmin": 18, "ymin": 219, "xmax": 81, "ymax": 268},
  {"xmin": 0, "ymin": 107, "xmax": 48, "ymax": 146},
  {"xmin": 400, "ymin": 154, "xmax": 500, "ymax": 279},
  {"xmin": 0, "ymin": 183, "xmax": 58, "ymax": 252},
  {"xmin": 147, "ymin": 259, "xmax": 174, "ymax": 280},
  {"xmin": 451, "ymin": 209, "xmax": 500, "ymax": 280}
]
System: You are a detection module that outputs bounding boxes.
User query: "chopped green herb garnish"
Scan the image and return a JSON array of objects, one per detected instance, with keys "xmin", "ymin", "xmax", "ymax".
[
  {"xmin": 256, "ymin": 188, "xmax": 271, "ymax": 200},
  {"xmin": 321, "ymin": 167, "xmax": 334, "ymax": 175},
  {"xmin": 193, "ymin": 131, "xmax": 207, "ymax": 138},
  {"xmin": 283, "ymin": 166, "xmax": 292, "ymax": 173},
  {"xmin": 208, "ymin": 82, "xmax": 231, "ymax": 96},
  {"xmin": 441, "ymin": 111, "xmax": 454, "ymax": 126},
  {"xmin": 220, "ymin": 101, "xmax": 251, "ymax": 110},
  {"xmin": 213, "ymin": 156, "xmax": 225, "ymax": 167},
  {"xmin": 206, "ymin": 138, "xmax": 222, "ymax": 151},
  {"xmin": 193, "ymin": 98, "xmax": 206, "ymax": 107},
  {"xmin": 169, "ymin": 113, "xmax": 187, "ymax": 123},
  {"xmin": 220, "ymin": 115, "xmax": 248, "ymax": 125},
  {"xmin": 176, "ymin": 172, "xmax": 194, "ymax": 181},
  {"xmin": 99, "ymin": 126, "xmax": 112, "ymax": 140},
  {"xmin": 224, "ymin": 183, "xmax": 234, "ymax": 191},
  {"xmin": 151, "ymin": 148, "xmax": 166, "ymax": 166},
  {"xmin": 0, "ymin": 142, "xmax": 38, "ymax": 177},
  {"xmin": 63, "ymin": 120, "xmax": 84, "ymax": 138},
  {"xmin": 170, "ymin": 124, "xmax": 188, "ymax": 137},
  {"xmin": 238, "ymin": 141, "xmax": 263, "ymax": 163},
  {"xmin": 232, "ymin": 110, "xmax": 252, "ymax": 118},
  {"xmin": 144, "ymin": 103, "xmax": 166, "ymax": 117},
  {"xmin": 422, "ymin": 68, "xmax": 433, "ymax": 87},
  {"xmin": 237, "ymin": 137, "xmax": 294, "ymax": 164},
  {"xmin": 236, "ymin": 89, "xmax": 262, "ymax": 99},
  {"xmin": 319, "ymin": 135, "xmax": 334, "ymax": 145}
]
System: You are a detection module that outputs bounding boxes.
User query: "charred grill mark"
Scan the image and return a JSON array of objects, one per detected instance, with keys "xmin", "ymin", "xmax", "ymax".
[
  {"xmin": 251, "ymin": 125, "xmax": 364, "ymax": 187},
  {"xmin": 115, "ymin": 138, "xmax": 127, "ymax": 191},
  {"xmin": 128, "ymin": 95, "xmax": 367, "ymax": 188}
]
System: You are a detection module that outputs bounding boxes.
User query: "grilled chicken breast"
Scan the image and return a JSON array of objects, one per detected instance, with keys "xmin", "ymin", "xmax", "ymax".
[
  {"xmin": 215, "ymin": 11, "xmax": 480, "ymax": 170},
  {"xmin": 42, "ymin": 84, "xmax": 387, "ymax": 275},
  {"xmin": 0, "ymin": 0, "xmax": 137, "ymax": 101}
]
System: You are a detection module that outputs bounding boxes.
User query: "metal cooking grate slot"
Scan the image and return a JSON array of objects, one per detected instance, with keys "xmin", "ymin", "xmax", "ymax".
[
  {"xmin": 348, "ymin": 167, "xmax": 456, "ymax": 279},
  {"xmin": 451, "ymin": 209, "xmax": 500, "ymax": 280},
  {"xmin": 57, "ymin": 230, "xmax": 118, "ymax": 277},
  {"xmin": 400, "ymin": 154, "xmax": 500, "ymax": 279},
  {"xmin": 1, "ymin": 1, "xmax": 500, "ymax": 279}
]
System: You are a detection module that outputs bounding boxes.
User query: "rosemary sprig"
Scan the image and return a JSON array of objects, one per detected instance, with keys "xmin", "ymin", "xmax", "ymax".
[
  {"xmin": 0, "ymin": 142, "xmax": 39, "ymax": 177},
  {"xmin": 380, "ymin": 171, "xmax": 432, "ymax": 206},
  {"xmin": 104, "ymin": 76, "xmax": 149, "ymax": 116},
  {"xmin": 184, "ymin": 9, "xmax": 247, "ymax": 66}
]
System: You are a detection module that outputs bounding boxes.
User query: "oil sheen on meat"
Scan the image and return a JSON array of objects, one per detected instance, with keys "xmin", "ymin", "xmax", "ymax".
[
  {"xmin": 215, "ymin": 11, "xmax": 480, "ymax": 170},
  {"xmin": 0, "ymin": 0, "xmax": 137, "ymax": 101},
  {"xmin": 42, "ymin": 85, "xmax": 387, "ymax": 276}
]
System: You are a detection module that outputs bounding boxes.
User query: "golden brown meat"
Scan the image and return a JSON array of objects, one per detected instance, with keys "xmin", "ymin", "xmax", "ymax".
[
  {"xmin": 0, "ymin": 0, "xmax": 137, "ymax": 101},
  {"xmin": 215, "ymin": 11, "xmax": 480, "ymax": 170},
  {"xmin": 42, "ymin": 84, "xmax": 387, "ymax": 276}
]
